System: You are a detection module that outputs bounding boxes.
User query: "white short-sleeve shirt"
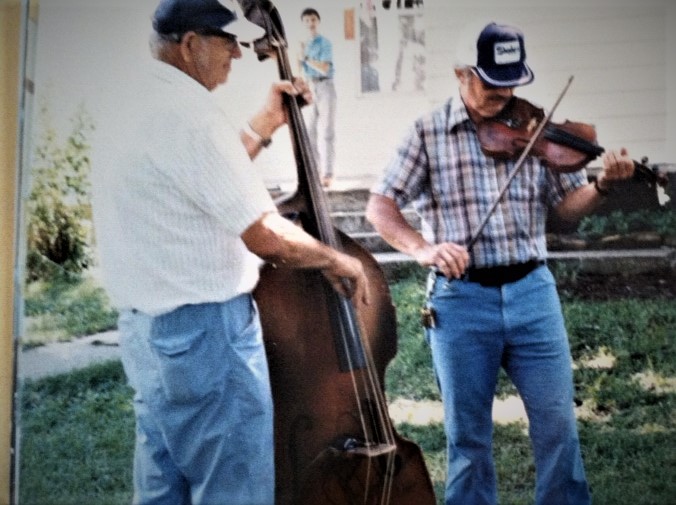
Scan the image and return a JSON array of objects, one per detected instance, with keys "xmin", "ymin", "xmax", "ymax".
[{"xmin": 92, "ymin": 60, "xmax": 276, "ymax": 315}]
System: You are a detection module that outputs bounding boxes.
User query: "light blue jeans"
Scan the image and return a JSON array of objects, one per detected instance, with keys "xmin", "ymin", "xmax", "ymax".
[
  {"xmin": 117, "ymin": 295, "xmax": 274, "ymax": 505},
  {"xmin": 426, "ymin": 265, "xmax": 591, "ymax": 505},
  {"xmin": 305, "ymin": 78, "xmax": 337, "ymax": 178}
]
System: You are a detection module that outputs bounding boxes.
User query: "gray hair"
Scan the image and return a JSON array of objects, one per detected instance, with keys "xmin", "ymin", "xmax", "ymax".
[{"xmin": 149, "ymin": 31, "xmax": 176, "ymax": 61}]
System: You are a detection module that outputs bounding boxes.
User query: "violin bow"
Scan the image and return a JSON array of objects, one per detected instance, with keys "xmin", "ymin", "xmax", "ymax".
[{"xmin": 466, "ymin": 75, "xmax": 575, "ymax": 251}]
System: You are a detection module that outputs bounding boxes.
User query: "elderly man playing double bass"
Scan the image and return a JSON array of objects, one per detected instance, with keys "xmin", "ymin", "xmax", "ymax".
[
  {"xmin": 92, "ymin": 1, "xmax": 368, "ymax": 504},
  {"xmin": 367, "ymin": 21, "xmax": 635, "ymax": 505}
]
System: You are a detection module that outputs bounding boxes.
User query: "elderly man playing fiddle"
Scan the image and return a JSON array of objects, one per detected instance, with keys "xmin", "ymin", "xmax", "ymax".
[
  {"xmin": 92, "ymin": 1, "xmax": 368, "ymax": 504},
  {"xmin": 367, "ymin": 21, "xmax": 634, "ymax": 505}
]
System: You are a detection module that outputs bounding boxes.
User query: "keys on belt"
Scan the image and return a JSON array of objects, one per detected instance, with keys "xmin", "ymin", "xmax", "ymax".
[
  {"xmin": 421, "ymin": 306, "xmax": 436, "ymax": 328},
  {"xmin": 422, "ymin": 260, "xmax": 544, "ymax": 329}
]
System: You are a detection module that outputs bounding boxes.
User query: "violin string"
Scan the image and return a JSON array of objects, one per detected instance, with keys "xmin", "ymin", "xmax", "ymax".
[{"xmin": 467, "ymin": 75, "xmax": 575, "ymax": 250}]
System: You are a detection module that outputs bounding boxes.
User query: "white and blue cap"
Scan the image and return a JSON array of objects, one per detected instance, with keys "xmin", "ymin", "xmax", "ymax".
[
  {"xmin": 456, "ymin": 21, "xmax": 534, "ymax": 88},
  {"xmin": 153, "ymin": 0, "xmax": 265, "ymax": 43}
]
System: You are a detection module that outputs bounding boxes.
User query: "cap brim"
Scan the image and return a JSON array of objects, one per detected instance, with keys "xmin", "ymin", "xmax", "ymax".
[
  {"xmin": 475, "ymin": 63, "xmax": 534, "ymax": 88},
  {"xmin": 222, "ymin": 16, "xmax": 265, "ymax": 42}
]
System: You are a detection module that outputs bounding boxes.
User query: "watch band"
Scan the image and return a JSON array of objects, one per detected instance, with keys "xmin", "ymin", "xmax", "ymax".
[
  {"xmin": 243, "ymin": 122, "xmax": 272, "ymax": 148},
  {"xmin": 594, "ymin": 178, "xmax": 611, "ymax": 196}
]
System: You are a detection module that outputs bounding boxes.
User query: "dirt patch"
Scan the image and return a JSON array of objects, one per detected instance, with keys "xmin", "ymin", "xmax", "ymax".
[{"xmin": 557, "ymin": 270, "xmax": 676, "ymax": 300}]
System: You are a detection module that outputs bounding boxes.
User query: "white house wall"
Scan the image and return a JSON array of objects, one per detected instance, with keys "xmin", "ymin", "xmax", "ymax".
[
  {"xmin": 426, "ymin": 0, "xmax": 670, "ymax": 168},
  {"xmin": 30, "ymin": 0, "xmax": 674, "ymax": 191},
  {"xmin": 255, "ymin": 0, "xmax": 673, "ymax": 189}
]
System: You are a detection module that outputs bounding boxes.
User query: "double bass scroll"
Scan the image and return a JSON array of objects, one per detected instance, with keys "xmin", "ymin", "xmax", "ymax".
[{"xmin": 239, "ymin": 1, "xmax": 437, "ymax": 504}]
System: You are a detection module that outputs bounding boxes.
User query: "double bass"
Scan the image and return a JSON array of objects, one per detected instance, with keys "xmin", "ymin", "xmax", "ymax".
[{"xmin": 240, "ymin": 1, "xmax": 437, "ymax": 504}]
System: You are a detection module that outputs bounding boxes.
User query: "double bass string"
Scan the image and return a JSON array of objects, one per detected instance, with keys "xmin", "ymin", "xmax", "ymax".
[
  {"xmin": 247, "ymin": 3, "xmax": 434, "ymax": 500},
  {"xmin": 273, "ymin": 24, "xmax": 399, "ymax": 504}
]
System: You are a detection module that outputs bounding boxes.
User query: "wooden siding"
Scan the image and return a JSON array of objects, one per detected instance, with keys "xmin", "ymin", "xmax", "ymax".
[{"xmin": 425, "ymin": 0, "xmax": 670, "ymax": 167}]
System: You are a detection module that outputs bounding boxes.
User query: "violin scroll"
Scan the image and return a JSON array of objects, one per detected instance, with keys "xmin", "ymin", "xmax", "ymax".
[{"xmin": 634, "ymin": 157, "xmax": 671, "ymax": 206}]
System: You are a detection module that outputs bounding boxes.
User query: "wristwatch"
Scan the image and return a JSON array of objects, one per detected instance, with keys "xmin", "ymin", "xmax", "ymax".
[
  {"xmin": 243, "ymin": 122, "xmax": 272, "ymax": 148},
  {"xmin": 593, "ymin": 178, "xmax": 611, "ymax": 196}
]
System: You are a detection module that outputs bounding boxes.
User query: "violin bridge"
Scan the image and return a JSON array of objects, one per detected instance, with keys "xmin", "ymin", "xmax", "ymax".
[{"xmin": 527, "ymin": 116, "xmax": 538, "ymax": 134}]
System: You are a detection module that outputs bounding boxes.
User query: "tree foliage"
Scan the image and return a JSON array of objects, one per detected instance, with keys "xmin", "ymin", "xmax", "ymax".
[{"xmin": 26, "ymin": 101, "xmax": 95, "ymax": 282}]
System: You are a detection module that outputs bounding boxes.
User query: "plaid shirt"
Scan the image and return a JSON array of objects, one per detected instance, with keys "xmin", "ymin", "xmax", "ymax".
[{"xmin": 372, "ymin": 96, "xmax": 588, "ymax": 269}]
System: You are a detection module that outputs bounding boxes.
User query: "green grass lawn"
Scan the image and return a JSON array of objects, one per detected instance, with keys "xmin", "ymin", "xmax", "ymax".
[{"xmin": 18, "ymin": 273, "xmax": 676, "ymax": 505}]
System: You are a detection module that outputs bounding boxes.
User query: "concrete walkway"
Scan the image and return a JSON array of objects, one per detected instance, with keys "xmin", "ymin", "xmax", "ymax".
[
  {"xmin": 16, "ymin": 330, "xmax": 532, "ymax": 425},
  {"xmin": 20, "ymin": 331, "xmax": 628, "ymax": 426},
  {"xmin": 18, "ymin": 330, "xmax": 120, "ymax": 381}
]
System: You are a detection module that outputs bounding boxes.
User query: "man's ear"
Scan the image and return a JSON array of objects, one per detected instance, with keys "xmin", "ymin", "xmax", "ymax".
[
  {"xmin": 454, "ymin": 67, "xmax": 466, "ymax": 81},
  {"xmin": 178, "ymin": 31, "xmax": 199, "ymax": 63}
]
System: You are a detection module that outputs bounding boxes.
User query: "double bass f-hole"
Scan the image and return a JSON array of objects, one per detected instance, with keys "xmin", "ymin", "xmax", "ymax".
[{"xmin": 240, "ymin": 1, "xmax": 436, "ymax": 504}]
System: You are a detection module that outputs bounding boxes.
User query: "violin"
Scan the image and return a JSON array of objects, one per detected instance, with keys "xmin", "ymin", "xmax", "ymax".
[
  {"xmin": 476, "ymin": 95, "xmax": 669, "ymax": 190},
  {"xmin": 465, "ymin": 77, "xmax": 669, "ymax": 250}
]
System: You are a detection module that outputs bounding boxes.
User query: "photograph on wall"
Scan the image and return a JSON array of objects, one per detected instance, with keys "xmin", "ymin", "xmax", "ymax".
[{"xmin": 359, "ymin": 0, "xmax": 425, "ymax": 94}]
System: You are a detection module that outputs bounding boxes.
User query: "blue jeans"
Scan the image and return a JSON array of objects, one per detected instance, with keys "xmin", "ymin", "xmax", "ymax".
[
  {"xmin": 305, "ymin": 78, "xmax": 337, "ymax": 178},
  {"xmin": 117, "ymin": 295, "xmax": 274, "ymax": 505},
  {"xmin": 426, "ymin": 265, "xmax": 590, "ymax": 505}
]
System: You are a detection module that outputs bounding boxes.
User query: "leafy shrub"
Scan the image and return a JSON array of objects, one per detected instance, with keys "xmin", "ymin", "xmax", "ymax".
[
  {"xmin": 26, "ymin": 101, "xmax": 95, "ymax": 282},
  {"xmin": 577, "ymin": 208, "xmax": 676, "ymax": 239}
]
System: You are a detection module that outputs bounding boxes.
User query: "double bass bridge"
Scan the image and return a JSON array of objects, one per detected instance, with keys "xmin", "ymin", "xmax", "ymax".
[{"xmin": 333, "ymin": 436, "xmax": 397, "ymax": 458}]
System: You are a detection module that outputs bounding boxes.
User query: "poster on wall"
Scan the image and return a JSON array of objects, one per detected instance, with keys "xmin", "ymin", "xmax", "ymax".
[{"xmin": 359, "ymin": 0, "xmax": 425, "ymax": 94}]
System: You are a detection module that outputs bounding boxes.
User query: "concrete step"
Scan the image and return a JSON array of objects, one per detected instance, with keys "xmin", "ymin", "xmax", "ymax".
[
  {"xmin": 547, "ymin": 247, "xmax": 675, "ymax": 275},
  {"xmin": 336, "ymin": 215, "xmax": 676, "ymax": 258},
  {"xmin": 274, "ymin": 187, "xmax": 676, "ymax": 275},
  {"xmin": 327, "ymin": 188, "xmax": 372, "ymax": 212},
  {"xmin": 331, "ymin": 208, "xmax": 420, "ymax": 235},
  {"xmin": 348, "ymin": 231, "xmax": 397, "ymax": 253}
]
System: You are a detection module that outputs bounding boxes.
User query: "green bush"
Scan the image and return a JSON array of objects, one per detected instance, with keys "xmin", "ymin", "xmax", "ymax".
[
  {"xmin": 26, "ymin": 101, "xmax": 95, "ymax": 282},
  {"xmin": 577, "ymin": 208, "xmax": 676, "ymax": 239}
]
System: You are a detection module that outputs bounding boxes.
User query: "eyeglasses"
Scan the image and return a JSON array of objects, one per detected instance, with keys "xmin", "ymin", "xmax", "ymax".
[{"xmin": 164, "ymin": 29, "xmax": 239, "ymax": 50}]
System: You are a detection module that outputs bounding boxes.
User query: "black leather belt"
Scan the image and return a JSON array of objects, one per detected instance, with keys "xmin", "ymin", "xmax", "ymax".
[
  {"xmin": 312, "ymin": 76, "xmax": 330, "ymax": 82},
  {"xmin": 463, "ymin": 260, "xmax": 544, "ymax": 287}
]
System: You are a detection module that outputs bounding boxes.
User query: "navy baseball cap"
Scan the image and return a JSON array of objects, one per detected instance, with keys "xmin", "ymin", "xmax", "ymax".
[
  {"xmin": 456, "ymin": 22, "xmax": 534, "ymax": 88},
  {"xmin": 153, "ymin": 0, "xmax": 265, "ymax": 42}
]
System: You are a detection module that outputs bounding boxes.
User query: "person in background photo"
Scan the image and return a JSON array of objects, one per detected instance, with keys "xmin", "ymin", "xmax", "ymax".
[
  {"xmin": 366, "ymin": 20, "xmax": 636, "ymax": 505},
  {"xmin": 91, "ymin": 1, "xmax": 369, "ymax": 504},
  {"xmin": 299, "ymin": 7, "xmax": 337, "ymax": 188}
]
